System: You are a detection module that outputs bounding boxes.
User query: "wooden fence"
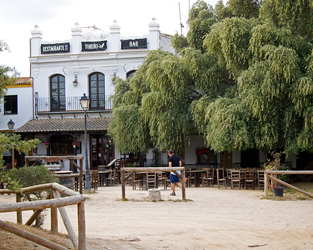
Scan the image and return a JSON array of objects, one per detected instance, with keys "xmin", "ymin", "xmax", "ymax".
[
  {"xmin": 0, "ymin": 182, "xmax": 86, "ymax": 250},
  {"xmin": 265, "ymin": 170, "xmax": 313, "ymax": 198},
  {"xmin": 120, "ymin": 167, "xmax": 186, "ymax": 200}
]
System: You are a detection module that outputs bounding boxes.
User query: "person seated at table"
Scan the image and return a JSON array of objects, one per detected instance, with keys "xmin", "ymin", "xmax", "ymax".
[{"xmin": 168, "ymin": 150, "xmax": 182, "ymax": 196}]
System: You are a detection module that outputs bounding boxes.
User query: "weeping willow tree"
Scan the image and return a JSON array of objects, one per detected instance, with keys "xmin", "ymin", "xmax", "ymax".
[
  {"xmin": 110, "ymin": 0, "xmax": 313, "ymax": 155},
  {"xmin": 194, "ymin": 0, "xmax": 313, "ymax": 154},
  {"xmin": 109, "ymin": 50, "xmax": 195, "ymax": 152}
]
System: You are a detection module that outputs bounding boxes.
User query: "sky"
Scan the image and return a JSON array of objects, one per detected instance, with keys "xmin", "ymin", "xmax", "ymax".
[{"xmin": 0, "ymin": 0, "xmax": 222, "ymax": 76}]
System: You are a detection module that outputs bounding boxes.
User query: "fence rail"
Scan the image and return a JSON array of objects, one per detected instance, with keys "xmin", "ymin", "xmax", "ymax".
[
  {"xmin": 264, "ymin": 170, "xmax": 313, "ymax": 198},
  {"xmin": 0, "ymin": 182, "xmax": 86, "ymax": 250}
]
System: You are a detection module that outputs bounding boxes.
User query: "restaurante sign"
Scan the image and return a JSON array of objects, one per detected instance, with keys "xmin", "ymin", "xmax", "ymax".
[{"xmin": 41, "ymin": 43, "xmax": 70, "ymax": 54}]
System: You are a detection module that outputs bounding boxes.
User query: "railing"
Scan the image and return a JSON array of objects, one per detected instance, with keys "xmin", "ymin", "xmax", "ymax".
[
  {"xmin": 0, "ymin": 182, "xmax": 86, "ymax": 250},
  {"xmin": 264, "ymin": 170, "xmax": 313, "ymax": 198},
  {"xmin": 36, "ymin": 95, "xmax": 113, "ymax": 112}
]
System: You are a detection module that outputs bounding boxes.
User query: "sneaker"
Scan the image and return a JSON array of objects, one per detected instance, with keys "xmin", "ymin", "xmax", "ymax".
[{"xmin": 170, "ymin": 192, "xmax": 176, "ymax": 196}]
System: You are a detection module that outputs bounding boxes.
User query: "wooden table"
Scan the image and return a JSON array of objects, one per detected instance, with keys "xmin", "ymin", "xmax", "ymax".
[
  {"xmin": 98, "ymin": 170, "xmax": 113, "ymax": 186},
  {"xmin": 186, "ymin": 170, "xmax": 206, "ymax": 187}
]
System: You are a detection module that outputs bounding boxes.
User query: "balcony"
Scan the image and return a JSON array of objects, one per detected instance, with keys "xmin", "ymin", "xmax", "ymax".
[{"xmin": 35, "ymin": 95, "xmax": 113, "ymax": 113}]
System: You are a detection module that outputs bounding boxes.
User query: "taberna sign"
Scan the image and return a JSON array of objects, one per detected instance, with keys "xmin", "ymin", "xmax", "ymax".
[
  {"xmin": 121, "ymin": 38, "xmax": 147, "ymax": 50},
  {"xmin": 82, "ymin": 41, "xmax": 107, "ymax": 52},
  {"xmin": 41, "ymin": 43, "xmax": 70, "ymax": 54}
]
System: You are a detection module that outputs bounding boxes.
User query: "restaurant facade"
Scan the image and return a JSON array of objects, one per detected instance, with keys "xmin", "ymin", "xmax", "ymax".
[{"xmin": 1, "ymin": 20, "xmax": 301, "ymax": 172}]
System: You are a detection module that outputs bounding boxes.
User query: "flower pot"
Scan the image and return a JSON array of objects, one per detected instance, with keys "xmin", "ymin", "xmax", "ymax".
[{"xmin": 273, "ymin": 186, "xmax": 284, "ymax": 197}]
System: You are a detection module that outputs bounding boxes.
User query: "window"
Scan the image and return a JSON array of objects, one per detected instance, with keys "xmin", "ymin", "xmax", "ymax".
[
  {"xmin": 89, "ymin": 72, "xmax": 105, "ymax": 110},
  {"xmin": 50, "ymin": 135, "xmax": 74, "ymax": 155},
  {"xmin": 196, "ymin": 148, "xmax": 217, "ymax": 165},
  {"xmin": 4, "ymin": 95, "xmax": 18, "ymax": 114},
  {"xmin": 50, "ymin": 74, "xmax": 65, "ymax": 111},
  {"xmin": 127, "ymin": 70, "xmax": 136, "ymax": 78}
]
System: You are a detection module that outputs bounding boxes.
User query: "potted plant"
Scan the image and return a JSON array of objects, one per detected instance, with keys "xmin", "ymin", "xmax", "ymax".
[
  {"xmin": 264, "ymin": 152, "xmax": 290, "ymax": 197},
  {"xmin": 72, "ymin": 141, "xmax": 80, "ymax": 149}
]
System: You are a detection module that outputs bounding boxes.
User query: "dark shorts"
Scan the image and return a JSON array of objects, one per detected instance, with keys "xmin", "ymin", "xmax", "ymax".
[{"xmin": 170, "ymin": 174, "xmax": 180, "ymax": 183}]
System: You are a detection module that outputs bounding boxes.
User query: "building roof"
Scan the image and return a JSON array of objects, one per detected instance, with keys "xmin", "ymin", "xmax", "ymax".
[
  {"xmin": 17, "ymin": 117, "xmax": 110, "ymax": 133},
  {"xmin": 16, "ymin": 77, "xmax": 32, "ymax": 85}
]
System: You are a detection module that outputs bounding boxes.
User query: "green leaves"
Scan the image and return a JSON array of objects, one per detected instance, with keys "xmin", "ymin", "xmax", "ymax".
[
  {"xmin": 108, "ymin": 105, "xmax": 149, "ymax": 154},
  {"xmin": 0, "ymin": 134, "xmax": 39, "ymax": 167},
  {"xmin": 109, "ymin": 0, "xmax": 313, "ymax": 155}
]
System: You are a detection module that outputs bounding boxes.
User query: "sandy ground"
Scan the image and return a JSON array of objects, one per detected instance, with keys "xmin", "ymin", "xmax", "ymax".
[{"xmin": 1, "ymin": 186, "xmax": 313, "ymax": 250}]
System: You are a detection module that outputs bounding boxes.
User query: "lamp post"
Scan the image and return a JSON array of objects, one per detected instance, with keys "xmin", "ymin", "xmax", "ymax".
[
  {"xmin": 7, "ymin": 119, "xmax": 15, "ymax": 168},
  {"xmin": 80, "ymin": 93, "xmax": 91, "ymax": 190}
]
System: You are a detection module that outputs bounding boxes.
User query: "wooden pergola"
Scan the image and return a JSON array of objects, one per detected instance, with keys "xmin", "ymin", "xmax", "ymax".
[{"xmin": 25, "ymin": 156, "xmax": 84, "ymax": 194}]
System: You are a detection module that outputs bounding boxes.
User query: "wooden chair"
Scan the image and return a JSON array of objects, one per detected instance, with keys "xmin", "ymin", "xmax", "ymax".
[
  {"xmin": 230, "ymin": 169, "xmax": 242, "ymax": 189},
  {"xmin": 90, "ymin": 170, "xmax": 99, "ymax": 190},
  {"xmin": 107, "ymin": 169, "xmax": 119, "ymax": 186},
  {"xmin": 244, "ymin": 169, "xmax": 255, "ymax": 189},
  {"xmin": 158, "ymin": 172, "xmax": 170, "ymax": 190},
  {"xmin": 186, "ymin": 171, "xmax": 195, "ymax": 187},
  {"xmin": 202, "ymin": 168, "xmax": 214, "ymax": 187},
  {"xmin": 216, "ymin": 168, "xmax": 227, "ymax": 189},
  {"xmin": 146, "ymin": 172, "xmax": 157, "ymax": 189},
  {"xmin": 132, "ymin": 173, "xmax": 143, "ymax": 190},
  {"xmin": 257, "ymin": 170, "xmax": 265, "ymax": 190}
]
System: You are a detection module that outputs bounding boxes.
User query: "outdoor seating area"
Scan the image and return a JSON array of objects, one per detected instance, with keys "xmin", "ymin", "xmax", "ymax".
[{"xmin": 91, "ymin": 162, "xmax": 265, "ymax": 192}]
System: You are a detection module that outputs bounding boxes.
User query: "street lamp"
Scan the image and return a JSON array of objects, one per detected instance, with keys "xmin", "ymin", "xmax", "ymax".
[
  {"xmin": 80, "ymin": 93, "xmax": 91, "ymax": 190},
  {"xmin": 7, "ymin": 119, "xmax": 15, "ymax": 168},
  {"xmin": 7, "ymin": 119, "xmax": 15, "ymax": 133}
]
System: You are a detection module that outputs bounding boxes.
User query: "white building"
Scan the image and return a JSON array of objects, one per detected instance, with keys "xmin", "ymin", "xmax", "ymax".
[
  {"xmin": 0, "ymin": 77, "xmax": 33, "ymax": 166},
  {"xmin": 17, "ymin": 19, "xmax": 175, "ymax": 171}
]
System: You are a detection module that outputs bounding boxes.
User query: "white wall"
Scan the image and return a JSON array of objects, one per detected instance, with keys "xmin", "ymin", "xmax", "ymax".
[
  {"xmin": 185, "ymin": 136, "xmax": 205, "ymax": 165},
  {"xmin": 30, "ymin": 20, "xmax": 173, "ymax": 115},
  {"xmin": 0, "ymin": 86, "xmax": 33, "ymax": 131}
]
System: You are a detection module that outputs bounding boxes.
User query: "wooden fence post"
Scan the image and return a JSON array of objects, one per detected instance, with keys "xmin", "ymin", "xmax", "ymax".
[
  {"xmin": 78, "ymin": 200, "xmax": 86, "ymax": 250},
  {"xmin": 51, "ymin": 206, "xmax": 58, "ymax": 233},
  {"xmin": 16, "ymin": 193, "xmax": 22, "ymax": 224},
  {"xmin": 264, "ymin": 171, "xmax": 268, "ymax": 197},
  {"xmin": 53, "ymin": 190, "xmax": 78, "ymax": 249},
  {"xmin": 79, "ymin": 159, "xmax": 83, "ymax": 194},
  {"xmin": 121, "ymin": 170, "xmax": 126, "ymax": 200},
  {"xmin": 181, "ymin": 169, "xmax": 186, "ymax": 200}
]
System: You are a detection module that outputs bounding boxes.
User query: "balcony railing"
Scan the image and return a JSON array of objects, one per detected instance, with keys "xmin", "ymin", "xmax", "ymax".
[{"xmin": 35, "ymin": 95, "xmax": 113, "ymax": 113}]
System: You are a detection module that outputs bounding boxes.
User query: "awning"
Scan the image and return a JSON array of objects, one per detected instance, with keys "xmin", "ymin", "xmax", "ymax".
[{"xmin": 17, "ymin": 117, "xmax": 110, "ymax": 133}]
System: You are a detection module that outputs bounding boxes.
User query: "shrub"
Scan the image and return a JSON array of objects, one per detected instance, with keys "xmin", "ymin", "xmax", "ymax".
[
  {"xmin": 6, "ymin": 165, "xmax": 58, "ymax": 191},
  {"xmin": 5, "ymin": 165, "xmax": 59, "ymax": 228}
]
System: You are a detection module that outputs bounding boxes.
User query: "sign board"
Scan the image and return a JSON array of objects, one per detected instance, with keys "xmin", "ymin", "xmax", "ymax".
[
  {"xmin": 41, "ymin": 43, "xmax": 70, "ymax": 54},
  {"xmin": 82, "ymin": 41, "xmax": 107, "ymax": 52},
  {"xmin": 121, "ymin": 38, "xmax": 147, "ymax": 50}
]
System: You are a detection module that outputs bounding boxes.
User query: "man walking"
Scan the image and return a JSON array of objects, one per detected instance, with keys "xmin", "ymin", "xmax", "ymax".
[{"xmin": 168, "ymin": 150, "xmax": 182, "ymax": 196}]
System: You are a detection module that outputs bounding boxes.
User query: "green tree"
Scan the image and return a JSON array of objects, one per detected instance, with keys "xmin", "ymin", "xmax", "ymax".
[
  {"xmin": 215, "ymin": 0, "xmax": 231, "ymax": 21},
  {"xmin": 110, "ymin": 0, "xmax": 313, "ymax": 156},
  {"xmin": 260, "ymin": 0, "xmax": 313, "ymax": 40},
  {"xmin": 227, "ymin": 0, "xmax": 261, "ymax": 19},
  {"xmin": 187, "ymin": 0, "xmax": 217, "ymax": 52},
  {"xmin": 171, "ymin": 33, "xmax": 189, "ymax": 54}
]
